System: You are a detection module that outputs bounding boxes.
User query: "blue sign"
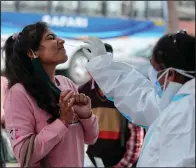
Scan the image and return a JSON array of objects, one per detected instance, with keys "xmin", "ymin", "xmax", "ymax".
[{"xmin": 1, "ymin": 12, "xmax": 166, "ymax": 39}]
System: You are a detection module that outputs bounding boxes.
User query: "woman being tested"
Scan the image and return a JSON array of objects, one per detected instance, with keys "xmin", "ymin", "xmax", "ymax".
[{"xmin": 3, "ymin": 22, "xmax": 98, "ymax": 167}]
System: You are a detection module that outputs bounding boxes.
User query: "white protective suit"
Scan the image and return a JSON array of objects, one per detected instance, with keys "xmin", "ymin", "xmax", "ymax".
[{"xmin": 81, "ymin": 38, "xmax": 195, "ymax": 167}]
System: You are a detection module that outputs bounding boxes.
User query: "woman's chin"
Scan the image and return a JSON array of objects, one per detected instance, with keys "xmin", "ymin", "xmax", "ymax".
[
  {"xmin": 59, "ymin": 55, "xmax": 68, "ymax": 64},
  {"xmin": 53, "ymin": 54, "xmax": 68, "ymax": 66}
]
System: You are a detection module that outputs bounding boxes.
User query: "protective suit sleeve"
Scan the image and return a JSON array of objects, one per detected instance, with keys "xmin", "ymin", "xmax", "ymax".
[{"xmin": 86, "ymin": 53, "xmax": 161, "ymax": 127}]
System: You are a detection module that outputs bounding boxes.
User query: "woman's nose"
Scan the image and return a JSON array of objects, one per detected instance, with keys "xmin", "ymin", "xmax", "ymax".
[{"xmin": 58, "ymin": 38, "xmax": 65, "ymax": 45}]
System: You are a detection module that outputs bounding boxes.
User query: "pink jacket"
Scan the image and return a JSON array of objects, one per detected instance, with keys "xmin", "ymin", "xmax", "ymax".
[{"xmin": 4, "ymin": 75, "xmax": 98, "ymax": 167}]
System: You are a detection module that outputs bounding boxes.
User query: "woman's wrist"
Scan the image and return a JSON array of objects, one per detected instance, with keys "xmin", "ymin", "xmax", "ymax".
[
  {"xmin": 59, "ymin": 117, "xmax": 71, "ymax": 128},
  {"xmin": 78, "ymin": 111, "xmax": 92, "ymax": 119}
]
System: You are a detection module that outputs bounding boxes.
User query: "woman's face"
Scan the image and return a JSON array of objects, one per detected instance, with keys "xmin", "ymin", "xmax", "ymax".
[
  {"xmin": 150, "ymin": 55, "xmax": 176, "ymax": 88},
  {"xmin": 35, "ymin": 29, "xmax": 68, "ymax": 65}
]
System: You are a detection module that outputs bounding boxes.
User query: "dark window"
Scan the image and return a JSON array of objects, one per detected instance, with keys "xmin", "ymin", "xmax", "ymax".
[
  {"xmin": 51, "ymin": 1, "xmax": 78, "ymax": 15},
  {"xmin": 147, "ymin": 1, "xmax": 163, "ymax": 19},
  {"xmin": 105, "ymin": 1, "xmax": 123, "ymax": 17},
  {"xmin": 121, "ymin": 1, "xmax": 134, "ymax": 17},
  {"xmin": 78, "ymin": 1, "xmax": 103, "ymax": 16},
  {"xmin": 178, "ymin": 1, "xmax": 195, "ymax": 7},
  {"xmin": 1, "ymin": 1, "xmax": 16, "ymax": 12},
  {"xmin": 132, "ymin": 1, "xmax": 147, "ymax": 19},
  {"xmin": 19, "ymin": 1, "xmax": 49, "ymax": 14}
]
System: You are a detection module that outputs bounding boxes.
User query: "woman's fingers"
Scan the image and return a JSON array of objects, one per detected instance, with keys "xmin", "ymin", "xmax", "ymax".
[
  {"xmin": 68, "ymin": 98, "xmax": 75, "ymax": 108},
  {"xmin": 79, "ymin": 94, "xmax": 85, "ymax": 102},
  {"xmin": 80, "ymin": 94, "xmax": 89, "ymax": 105},
  {"xmin": 59, "ymin": 90, "xmax": 72, "ymax": 104},
  {"xmin": 73, "ymin": 93, "xmax": 90, "ymax": 105},
  {"xmin": 85, "ymin": 96, "xmax": 91, "ymax": 105},
  {"xmin": 62, "ymin": 91, "xmax": 74, "ymax": 103},
  {"xmin": 75, "ymin": 94, "xmax": 80, "ymax": 103},
  {"xmin": 73, "ymin": 94, "xmax": 82, "ymax": 104},
  {"xmin": 60, "ymin": 92, "xmax": 90, "ymax": 108},
  {"xmin": 60, "ymin": 90, "xmax": 72, "ymax": 98}
]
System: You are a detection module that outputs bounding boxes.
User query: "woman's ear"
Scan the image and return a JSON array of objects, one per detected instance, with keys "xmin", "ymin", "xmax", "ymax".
[
  {"xmin": 168, "ymin": 70, "xmax": 185, "ymax": 84},
  {"xmin": 27, "ymin": 50, "xmax": 37, "ymax": 59},
  {"xmin": 167, "ymin": 70, "xmax": 175, "ymax": 82}
]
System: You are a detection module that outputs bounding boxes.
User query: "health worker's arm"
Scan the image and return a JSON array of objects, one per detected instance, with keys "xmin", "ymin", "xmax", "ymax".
[{"xmin": 86, "ymin": 53, "xmax": 161, "ymax": 127}]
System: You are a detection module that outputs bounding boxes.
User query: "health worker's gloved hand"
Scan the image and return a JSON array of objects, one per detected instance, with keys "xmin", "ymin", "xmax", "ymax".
[{"xmin": 81, "ymin": 36, "xmax": 107, "ymax": 60}]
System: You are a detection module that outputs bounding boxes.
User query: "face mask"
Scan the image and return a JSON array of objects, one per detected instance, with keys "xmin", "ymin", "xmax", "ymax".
[
  {"xmin": 149, "ymin": 66, "xmax": 195, "ymax": 97},
  {"xmin": 31, "ymin": 50, "xmax": 61, "ymax": 99},
  {"xmin": 157, "ymin": 67, "xmax": 195, "ymax": 91},
  {"xmin": 148, "ymin": 66, "xmax": 163, "ymax": 97}
]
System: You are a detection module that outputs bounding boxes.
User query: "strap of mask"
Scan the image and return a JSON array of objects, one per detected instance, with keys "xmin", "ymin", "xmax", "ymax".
[
  {"xmin": 31, "ymin": 49, "xmax": 61, "ymax": 99},
  {"xmin": 175, "ymin": 69, "xmax": 195, "ymax": 78},
  {"xmin": 157, "ymin": 67, "xmax": 195, "ymax": 91}
]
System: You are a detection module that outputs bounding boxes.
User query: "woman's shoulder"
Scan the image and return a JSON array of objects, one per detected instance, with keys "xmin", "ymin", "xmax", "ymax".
[
  {"xmin": 8, "ymin": 83, "xmax": 26, "ymax": 92},
  {"xmin": 4, "ymin": 83, "xmax": 34, "ymax": 111},
  {"xmin": 6, "ymin": 83, "xmax": 30, "ymax": 99}
]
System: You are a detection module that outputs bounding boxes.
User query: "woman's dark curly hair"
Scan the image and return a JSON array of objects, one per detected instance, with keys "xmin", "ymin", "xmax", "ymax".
[{"xmin": 3, "ymin": 21, "xmax": 59, "ymax": 123}]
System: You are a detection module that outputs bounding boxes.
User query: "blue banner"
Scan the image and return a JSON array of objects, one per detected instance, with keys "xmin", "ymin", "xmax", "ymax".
[{"xmin": 1, "ymin": 12, "xmax": 166, "ymax": 39}]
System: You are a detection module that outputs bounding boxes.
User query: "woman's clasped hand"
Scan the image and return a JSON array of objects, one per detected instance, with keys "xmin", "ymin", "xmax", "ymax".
[{"xmin": 59, "ymin": 90, "xmax": 92, "ymax": 124}]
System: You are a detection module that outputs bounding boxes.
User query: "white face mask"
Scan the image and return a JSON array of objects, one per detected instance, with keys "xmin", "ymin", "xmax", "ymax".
[
  {"xmin": 148, "ymin": 66, "xmax": 163, "ymax": 97},
  {"xmin": 149, "ymin": 66, "xmax": 195, "ymax": 110},
  {"xmin": 148, "ymin": 66, "xmax": 195, "ymax": 97},
  {"xmin": 148, "ymin": 66, "xmax": 158, "ymax": 85},
  {"xmin": 157, "ymin": 67, "xmax": 195, "ymax": 91}
]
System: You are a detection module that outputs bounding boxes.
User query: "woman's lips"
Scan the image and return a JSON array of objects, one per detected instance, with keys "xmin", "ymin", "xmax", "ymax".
[{"xmin": 58, "ymin": 47, "xmax": 66, "ymax": 53}]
